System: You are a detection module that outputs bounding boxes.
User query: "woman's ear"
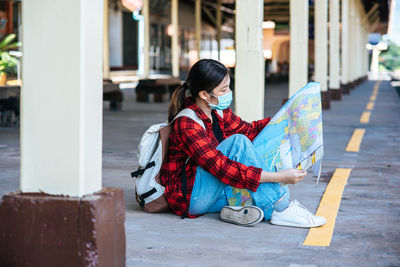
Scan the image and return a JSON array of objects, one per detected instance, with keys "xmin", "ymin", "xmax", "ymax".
[{"xmin": 198, "ymin": 90, "xmax": 209, "ymax": 102}]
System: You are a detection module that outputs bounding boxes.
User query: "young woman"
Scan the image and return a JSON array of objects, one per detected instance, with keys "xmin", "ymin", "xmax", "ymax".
[{"xmin": 160, "ymin": 59, "xmax": 326, "ymax": 228}]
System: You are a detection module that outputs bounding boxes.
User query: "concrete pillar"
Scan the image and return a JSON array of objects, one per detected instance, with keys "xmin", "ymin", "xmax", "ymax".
[
  {"xmin": 349, "ymin": 0, "xmax": 356, "ymax": 84},
  {"xmin": 143, "ymin": 0, "xmax": 150, "ymax": 77},
  {"xmin": 3, "ymin": 2, "xmax": 126, "ymax": 265},
  {"xmin": 357, "ymin": 0, "xmax": 366, "ymax": 80},
  {"xmin": 235, "ymin": 0, "xmax": 264, "ymax": 121},
  {"xmin": 271, "ymin": 59, "xmax": 278, "ymax": 73},
  {"xmin": 360, "ymin": 2, "xmax": 366, "ymax": 79},
  {"xmin": 362, "ymin": 27, "xmax": 366, "ymax": 78},
  {"xmin": 314, "ymin": 0, "xmax": 329, "ymax": 109},
  {"xmin": 355, "ymin": 1, "xmax": 361, "ymax": 80},
  {"xmin": 371, "ymin": 48, "xmax": 380, "ymax": 79},
  {"xmin": 361, "ymin": 23, "xmax": 366, "ymax": 78},
  {"xmin": 362, "ymin": 28, "xmax": 366, "ymax": 79},
  {"xmin": 289, "ymin": 0, "xmax": 308, "ymax": 97},
  {"xmin": 103, "ymin": 0, "xmax": 110, "ymax": 79},
  {"xmin": 216, "ymin": 0, "xmax": 222, "ymax": 61},
  {"xmin": 364, "ymin": 29, "xmax": 369, "ymax": 76},
  {"xmin": 341, "ymin": 0, "xmax": 350, "ymax": 93},
  {"xmin": 195, "ymin": 0, "xmax": 201, "ymax": 61},
  {"xmin": 171, "ymin": 0, "xmax": 179, "ymax": 77},
  {"xmin": 329, "ymin": 0, "xmax": 341, "ymax": 100},
  {"xmin": 109, "ymin": 7, "xmax": 123, "ymax": 67},
  {"xmin": 21, "ymin": 0, "xmax": 103, "ymax": 197}
]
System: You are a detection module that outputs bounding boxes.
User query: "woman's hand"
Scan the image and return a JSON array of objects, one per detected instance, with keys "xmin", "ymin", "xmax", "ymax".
[
  {"xmin": 260, "ymin": 169, "xmax": 307, "ymax": 184},
  {"xmin": 277, "ymin": 169, "xmax": 307, "ymax": 184}
]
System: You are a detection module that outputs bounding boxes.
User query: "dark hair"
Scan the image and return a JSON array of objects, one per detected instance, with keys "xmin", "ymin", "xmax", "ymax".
[{"xmin": 168, "ymin": 59, "xmax": 229, "ymax": 122}]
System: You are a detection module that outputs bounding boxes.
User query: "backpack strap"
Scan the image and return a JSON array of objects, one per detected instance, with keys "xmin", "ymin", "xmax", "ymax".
[
  {"xmin": 172, "ymin": 108, "xmax": 206, "ymax": 130},
  {"xmin": 180, "ymin": 164, "xmax": 189, "ymax": 219},
  {"xmin": 131, "ymin": 161, "xmax": 155, "ymax": 178},
  {"xmin": 172, "ymin": 108, "xmax": 224, "ymax": 129},
  {"xmin": 136, "ymin": 188, "xmax": 157, "ymax": 207}
]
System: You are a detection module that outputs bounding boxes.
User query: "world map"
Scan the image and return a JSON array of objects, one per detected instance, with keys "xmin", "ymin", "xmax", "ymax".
[
  {"xmin": 226, "ymin": 82, "xmax": 324, "ymax": 207},
  {"xmin": 253, "ymin": 82, "xmax": 323, "ymax": 177}
]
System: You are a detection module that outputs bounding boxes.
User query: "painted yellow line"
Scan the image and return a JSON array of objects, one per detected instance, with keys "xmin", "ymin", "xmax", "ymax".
[
  {"xmin": 303, "ymin": 168, "xmax": 352, "ymax": 247},
  {"xmin": 371, "ymin": 81, "xmax": 381, "ymax": 96},
  {"xmin": 366, "ymin": 102, "xmax": 374, "ymax": 110},
  {"xmin": 360, "ymin": 111, "xmax": 371, "ymax": 124},
  {"xmin": 345, "ymin": 128, "xmax": 366, "ymax": 152},
  {"xmin": 370, "ymin": 95, "xmax": 376, "ymax": 101}
]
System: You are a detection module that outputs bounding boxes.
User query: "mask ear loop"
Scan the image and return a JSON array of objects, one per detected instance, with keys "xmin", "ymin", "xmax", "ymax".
[{"xmin": 207, "ymin": 92, "xmax": 219, "ymax": 105}]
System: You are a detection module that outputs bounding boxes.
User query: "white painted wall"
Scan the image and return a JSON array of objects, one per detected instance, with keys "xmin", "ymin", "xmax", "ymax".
[
  {"xmin": 109, "ymin": 6, "xmax": 123, "ymax": 67},
  {"xmin": 21, "ymin": 0, "xmax": 103, "ymax": 197}
]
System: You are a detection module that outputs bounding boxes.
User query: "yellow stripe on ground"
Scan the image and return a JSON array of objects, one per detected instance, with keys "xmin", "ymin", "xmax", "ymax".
[
  {"xmin": 371, "ymin": 81, "xmax": 381, "ymax": 96},
  {"xmin": 370, "ymin": 95, "xmax": 376, "ymax": 101},
  {"xmin": 303, "ymin": 168, "xmax": 352, "ymax": 246},
  {"xmin": 345, "ymin": 128, "xmax": 366, "ymax": 152},
  {"xmin": 360, "ymin": 111, "xmax": 371, "ymax": 124},
  {"xmin": 366, "ymin": 102, "xmax": 374, "ymax": 110}
]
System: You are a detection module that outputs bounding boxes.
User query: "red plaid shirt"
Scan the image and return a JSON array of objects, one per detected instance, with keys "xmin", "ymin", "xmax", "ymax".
[{"xmin": 160, "ymin": 97, "xmax": 271, "ymax": 217}]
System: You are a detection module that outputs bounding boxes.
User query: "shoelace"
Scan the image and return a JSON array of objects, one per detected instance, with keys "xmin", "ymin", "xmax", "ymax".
[{"xmin": 288, "ymin": 200, "xmax": 314, "ymax": 218}]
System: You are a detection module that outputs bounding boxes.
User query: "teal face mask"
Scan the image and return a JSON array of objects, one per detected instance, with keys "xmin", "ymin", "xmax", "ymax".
[{"xmin": 208, "ymin": 91, "xmax": 233, "ymax": 110}]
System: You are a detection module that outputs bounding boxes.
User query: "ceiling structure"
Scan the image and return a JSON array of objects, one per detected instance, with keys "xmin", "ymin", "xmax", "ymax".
[
  {"xmin": 105, "ymin": 0, "xmax": 390, "ymax": 34},
  {"xmin": 181, "ymin": 0, "xmax": 390, "ymax": 34}
]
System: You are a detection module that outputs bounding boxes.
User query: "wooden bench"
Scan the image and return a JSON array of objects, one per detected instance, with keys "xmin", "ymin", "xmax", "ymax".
[
  {"xmin": 103, "ymin": 81, "xmax": 123, "ymax": 110},
  {"xmin": 135, "ymin": 77, "xmax": 181, "ymax": 102},
  {"xmin": 0, "ymin": 85, "xmax": 20, "ymax": 127}
]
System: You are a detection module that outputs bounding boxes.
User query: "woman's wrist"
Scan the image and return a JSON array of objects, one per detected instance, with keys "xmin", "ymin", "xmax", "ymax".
[{"xmin": 260, "ymin": 170, "xmax": 282, "ymax": 183}]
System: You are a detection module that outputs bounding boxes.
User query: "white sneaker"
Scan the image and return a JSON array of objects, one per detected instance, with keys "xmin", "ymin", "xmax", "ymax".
[
  {"xmin": 220, "ymin": 205, "xmax": 264, "ymax": 227},
  {"xmin": 270, "ymin": 200, "xmax": 327, "ymax": 228}
]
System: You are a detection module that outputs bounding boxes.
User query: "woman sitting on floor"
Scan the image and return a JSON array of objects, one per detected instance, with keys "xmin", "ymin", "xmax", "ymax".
[{"xmin": 160, "ymin": 59, "xmax": 326, "ymax": 227}]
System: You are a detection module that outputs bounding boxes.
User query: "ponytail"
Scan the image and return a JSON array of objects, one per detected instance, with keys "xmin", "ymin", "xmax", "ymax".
[{"xmin": 168, "ymin": 83, "xmax": 188, "ymax": 123}]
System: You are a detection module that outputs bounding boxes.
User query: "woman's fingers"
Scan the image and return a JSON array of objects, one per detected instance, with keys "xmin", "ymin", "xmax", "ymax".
[
  {"xmin": 293, "ymin": 170, "xmax": 307, "ymax": 183},
  {"xmin": 278, "ymin": 169, "xmax": 308, "ymax": 184},
  {"xmin": 298, "ymin": 170, "xmax": 307, "ymax": 178}
]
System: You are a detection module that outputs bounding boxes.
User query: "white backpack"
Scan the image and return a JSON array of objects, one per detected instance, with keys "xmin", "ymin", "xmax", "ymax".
[{"xmin": 132, "ymin": 108, "xmax": 223, "ymax": 213}]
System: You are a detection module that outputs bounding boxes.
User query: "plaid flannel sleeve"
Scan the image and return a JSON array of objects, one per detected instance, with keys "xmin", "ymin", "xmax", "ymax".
[
  {"xmin": 176, "ymin": 117, "xmax": 261, "ymax": 192},
  {"xmin": 223, "ymin": 108, "xmax": 271, "ymax": 141}
]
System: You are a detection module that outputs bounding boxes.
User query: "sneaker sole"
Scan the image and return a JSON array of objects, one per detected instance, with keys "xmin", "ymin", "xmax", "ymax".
[
  {"xmin": 220, "ymin": 206, "xmax": 264, "ymax": 227},
  {"xmin": 270, "ymin": 219, "xmax": 326, "ymax": 228}
]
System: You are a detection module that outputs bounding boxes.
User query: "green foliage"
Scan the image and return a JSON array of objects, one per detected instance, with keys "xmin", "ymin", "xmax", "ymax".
[
  {"xmin": 380, "ymin": 40, "xmax": 400, "ymax": 71},
  {"xmin": 0, "ymin": 34, "xmax": 21, "ymax": 75}
]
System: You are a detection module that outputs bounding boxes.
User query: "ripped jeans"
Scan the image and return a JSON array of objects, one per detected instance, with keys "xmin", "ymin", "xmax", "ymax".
[{"xmin": 189, "ymin": 134, "xmax": 290, "ymax": 220}]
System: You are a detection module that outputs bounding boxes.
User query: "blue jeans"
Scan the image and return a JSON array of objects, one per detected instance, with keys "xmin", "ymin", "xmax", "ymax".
[{"xmin": 189, "ymin": 134, "xmax": 290, "ymax": 220}]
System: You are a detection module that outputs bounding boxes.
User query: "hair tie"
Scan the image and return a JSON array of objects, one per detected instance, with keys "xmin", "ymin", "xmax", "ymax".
[{"xmin": 182, "ymin": 82, "xmax": 189, "ymax": 90}]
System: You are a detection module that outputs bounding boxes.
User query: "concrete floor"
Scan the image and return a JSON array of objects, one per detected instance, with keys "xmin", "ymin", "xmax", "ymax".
[{"xmin": 1, "ymin": 80, "xmax": 399, "ymax": 266}]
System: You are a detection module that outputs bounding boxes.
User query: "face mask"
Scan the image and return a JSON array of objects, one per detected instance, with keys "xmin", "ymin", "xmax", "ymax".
[{"xmin": 207, "ymin": 91, "xmax": 233, "ymax": 110}]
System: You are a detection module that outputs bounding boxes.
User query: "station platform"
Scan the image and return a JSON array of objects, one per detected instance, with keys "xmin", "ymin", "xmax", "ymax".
[{"xmin": 1, "ymin": 80, "xmax": 399, "ymax": 266}]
